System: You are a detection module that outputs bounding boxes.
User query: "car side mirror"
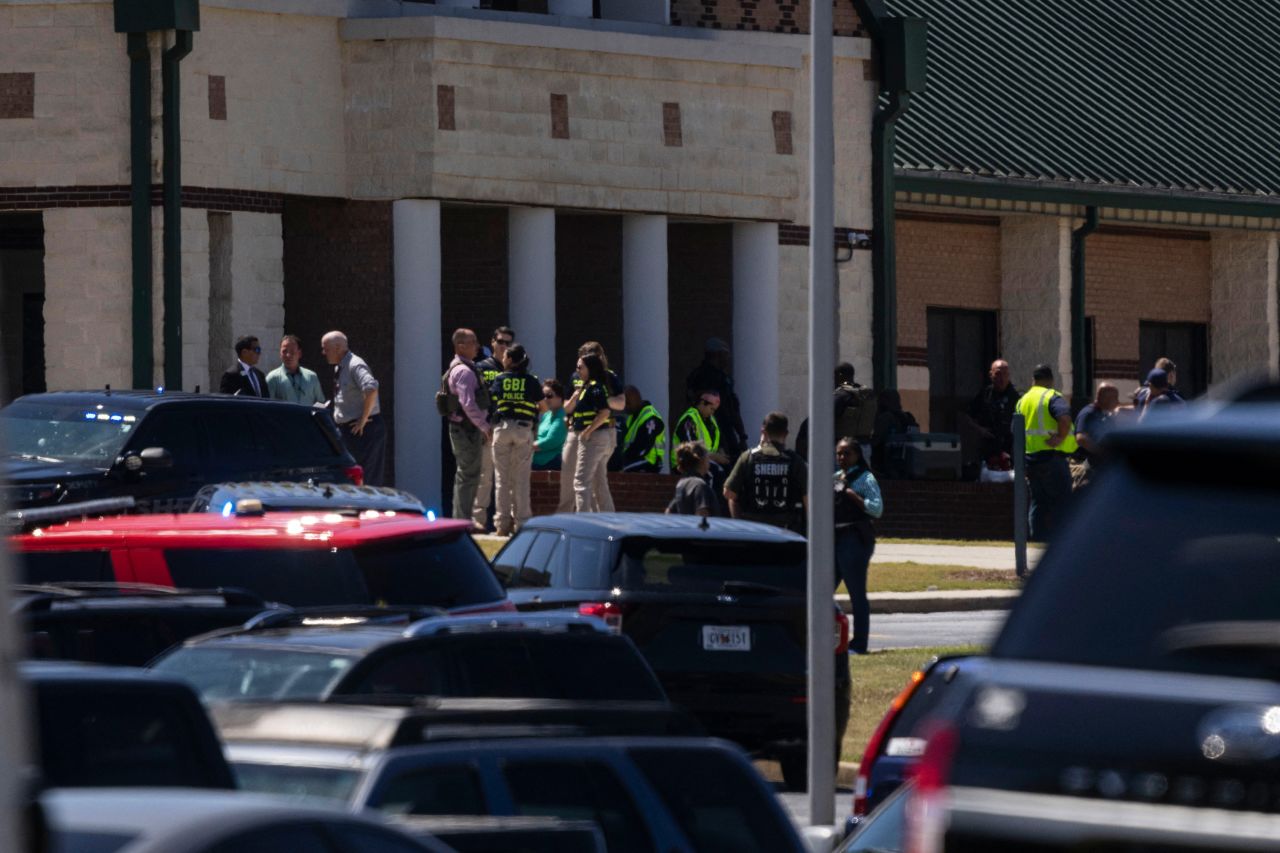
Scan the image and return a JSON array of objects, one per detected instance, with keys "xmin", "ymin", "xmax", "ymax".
[{"xmin": 139, "ymin": 447, "xmax": 173, "ymax": 468}]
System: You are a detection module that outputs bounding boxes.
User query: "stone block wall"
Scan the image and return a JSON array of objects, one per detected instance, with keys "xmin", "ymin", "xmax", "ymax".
[
  {"xmin": 1210, "ymin": 230, "xmax": 1279, "ymax": 382},
  {"xmin": 669, "ymin": 0, "xmax": 868, "ymax": 37},
  {"xmin": 1000, "ymin": 215, "xmax": 1071, "ymax": 395},
  {"xmin": 42, "ymin": 207, "xmax": 132, "ymax": 390}
]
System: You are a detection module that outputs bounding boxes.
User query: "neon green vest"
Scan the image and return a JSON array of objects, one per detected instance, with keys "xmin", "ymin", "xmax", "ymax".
[
  {"xmin": 1017, "ymin": 386, "xmax": 1077, "ymax": 455},
  {"xmin": 623, "ymin": 405, "xmax": 666, "ymax": 467},
  {"xmin": 674, "ymin": 407, "xmax": 719, "ymax": 454}
]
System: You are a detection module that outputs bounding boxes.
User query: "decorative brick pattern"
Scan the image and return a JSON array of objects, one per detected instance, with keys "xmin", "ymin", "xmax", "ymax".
[
  {"xmin": 1094, "ymin": 358, "xmax": 1141, "ymax": 377},
  {"xmin": 662, "ymin": 102, "xmax": 682, "ymax": 147},
  {"xmin": 896, "ymin": 345, "xmax": 929, "ymax": 367},
  {"xmin": 772, "ymin": 110, "xmax": 793, "ymax": 155},
  {"xmin": 669, "ymin": 0, "xmax": 868, "ymax": 37},
  {"xmin": 0, "ymin": 73, "xmax": 35, "ymax": 119},
  {"xmin": 0, "ymin": 185, "xmax": 283, "ymax": 213},
  {"xmin": 550, "ymin": 93, "xmax": 569, "ymax": 139},
  {"xmin": 668, "ymin": 222, "xmax": 733, "ymax": 412},
  {"xmin": 208, "ymin": 76, "xmax": 227, "ymax": 121},
  {"xmin": 777, "ymin": 224, "xmax": 867, "ymax": 248},
  {"xmin": 436, "ymin": 85, "xmax": 456, "ymax": 131}
]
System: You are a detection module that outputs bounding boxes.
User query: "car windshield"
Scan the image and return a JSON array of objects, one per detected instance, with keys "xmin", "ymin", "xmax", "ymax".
[
  {"xmin": 0, "ymin": 400, "xmax": 138, "ymax": 464},
  {"xmin": 995, "ymin": 464, "xmax": 1280, "ymax": 679},
  {"xmin": 151, "ymin": 646, "xmax": 357, "ymax": 702},
  {"xmin": 615, "ymin": 538, "xmax": 806, "ymax": 594},
  {"xmin": 232, "ymin": 761, "xmax": 362, "ymax": 803}
]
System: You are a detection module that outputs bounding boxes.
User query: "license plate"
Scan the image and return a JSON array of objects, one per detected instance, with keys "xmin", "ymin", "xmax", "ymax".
[{"xmin": 702, "ymin": 625, "xmax": 751, "ymax": 651}]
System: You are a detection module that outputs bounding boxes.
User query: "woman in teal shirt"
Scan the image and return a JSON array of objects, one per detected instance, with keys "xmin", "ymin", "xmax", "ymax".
[{"xmin": 533, "ymin": 379, "xmax": 567, "ymax": 470}]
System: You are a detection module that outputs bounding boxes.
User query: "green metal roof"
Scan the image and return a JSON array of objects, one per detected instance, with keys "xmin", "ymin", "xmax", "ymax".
[{"xmin": 885, "ymin": 0, "xmax": 1280, "ymax": 211}]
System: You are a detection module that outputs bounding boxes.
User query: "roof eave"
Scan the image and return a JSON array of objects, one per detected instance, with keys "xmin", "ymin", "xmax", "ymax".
[{"xmin": 897, "ymin": 171, "xmax": 1280, "ymax": 219}]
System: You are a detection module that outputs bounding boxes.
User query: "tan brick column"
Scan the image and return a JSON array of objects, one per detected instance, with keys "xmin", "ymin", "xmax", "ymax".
[
  {"xmin": 1000, "ymin": 215, "xmax": 1072, "ymax": 397},
  {"xmin": 1210, "ymin": 231, "xmax": 1279, "ymax": 384}
]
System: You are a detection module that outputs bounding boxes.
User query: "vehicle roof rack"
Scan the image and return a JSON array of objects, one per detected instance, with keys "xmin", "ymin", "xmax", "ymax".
[
  {"xmin": 4, "ymin": 496, "xmax": 137, "ymax": 533},
  {"xmin": 241, "ymin": 604, "xmax": 446, "ymax": 632},
  {"xmin": 402, "ymin": 612, "xmax": 610, "ymax": 638}
]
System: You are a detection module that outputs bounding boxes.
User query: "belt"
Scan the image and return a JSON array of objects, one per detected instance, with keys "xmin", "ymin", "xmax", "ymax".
[
  {"xmin": 498, "ymin": 418, "xmax": 534, "ymax": 427},
  {"xmin": 338, "ymin": 414, "xmax": 380, "ymax": 427}
]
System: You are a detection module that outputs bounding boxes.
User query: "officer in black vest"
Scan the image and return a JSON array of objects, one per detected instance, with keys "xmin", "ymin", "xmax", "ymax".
[
  {"xmin": 468, "ymin": 326, "xmax": 514, "ymax": 531},
  {"xmin": 488, "ymin": 342, "xmax": 541, "ymax": 536},
  {"xmin": 723, "ymin": 411, "xmax": 808, "ymax": 531}
]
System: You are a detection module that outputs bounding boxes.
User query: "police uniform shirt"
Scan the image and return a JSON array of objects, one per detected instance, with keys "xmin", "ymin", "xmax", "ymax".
[
  {"xmin": 489, "ymin": 370, "xmax": 542, "ymax": 424},
  {"xmin": 724, "ymin": 442, "xmax": 807, "ymax": 517},
  {"xmin": 476, "ymin": 355, "xmax": 504, "ymax": 388},
  {"xmin": 570, "ymin": 380, "xmax": 611, "ymax": 432}
]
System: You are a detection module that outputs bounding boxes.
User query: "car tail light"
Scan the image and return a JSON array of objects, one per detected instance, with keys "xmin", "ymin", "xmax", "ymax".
[
  {"xmin": 835, "ymin": 609, "xmax": 850, "ymax": 655},
  {"xmin": 578, "ymin": 601, "xmax": 629, "ymax": 634},
  {"xmin": 904, "ymin": 722, "xmax": 958, "ymax": 853},
  {"xmin": 345, "ymin": 465, "xmax": 364, "ymax": 486},
  {"xmin": 853, "ymin": 668, "xmax": 927, "ymax": 817}
]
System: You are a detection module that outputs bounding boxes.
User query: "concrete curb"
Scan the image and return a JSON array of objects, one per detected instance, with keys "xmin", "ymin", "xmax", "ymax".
[{"xmin": 857, "ymin": 589, "xmax": 1020, "ymax": 614}]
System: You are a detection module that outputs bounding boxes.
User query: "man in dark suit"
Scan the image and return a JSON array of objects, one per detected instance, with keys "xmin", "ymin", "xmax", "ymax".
[{"xmin": 219, "ymin": 335, "xmax": 268, "ymax": 397}]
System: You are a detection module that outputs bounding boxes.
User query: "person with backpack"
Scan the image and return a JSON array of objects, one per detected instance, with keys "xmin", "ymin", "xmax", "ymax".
[
  {"xmin": 796, "ymin": 362, "xmax": 878, "ymax": 460},
  {"xmin": 439, "ymin": 328, "xmax": 491, "ymax": 528},
  {"xmin": 871, "ymin": 389, "xmax": 919, "ymax": 478}
]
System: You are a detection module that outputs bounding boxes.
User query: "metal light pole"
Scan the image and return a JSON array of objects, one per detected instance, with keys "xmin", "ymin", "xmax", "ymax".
[
  {"xmin": 1013, "ymin": 413, "xmax": 1028, "ymax": 578},
  {"xmin": 807, "ymin": 0, "xmax": 837, "ymax": 825}
]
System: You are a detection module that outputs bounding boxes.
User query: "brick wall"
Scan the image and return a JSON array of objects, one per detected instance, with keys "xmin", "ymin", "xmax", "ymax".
[
  {"xmin": 896, "ymin": 214, "xmax": 1002, "ymax": 351},
  {"xmin": 669, "ymin": 0, "xmax": 868, "ymax": 37},
  {"xmin": 1085, "ymin": 228, "xmax": 1210, "ymax": 373},
  {"xmin": 555, "ymin": 214, "xmax": 623, "ymax": 381},
  {"xmin": 281, "ymin": 197, "xmax": 395, "ymax": 471},
  {"xmin": 441, "ymin": 206, "xmax": 510, "ymax": 358},
  {"xmin": 668, "ymin": 222, "xmax": 733, "ymax": 415},
  {"xmin": 529, "ymin": 473, "xmax": 1016, "ymax": 540}
]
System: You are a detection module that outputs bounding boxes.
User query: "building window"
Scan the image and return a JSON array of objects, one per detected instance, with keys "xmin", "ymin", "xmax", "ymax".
[
  {"xmin": 1139, "ymin": 321, "xmax": 1208, "ymax": 399},
  {"xmin": 926, "ymin": 307, "xmax": 997, "ymax": 433}
]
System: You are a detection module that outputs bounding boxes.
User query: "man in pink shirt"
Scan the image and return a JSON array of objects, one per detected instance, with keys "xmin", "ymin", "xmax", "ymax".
[{"xmin": 445, "ymin": 328, "xmax": 492, "ymax": 528}]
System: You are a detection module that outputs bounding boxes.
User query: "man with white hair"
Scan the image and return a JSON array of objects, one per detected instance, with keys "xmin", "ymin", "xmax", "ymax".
[{"xmin": 321, "ymin": 330, "xmax": 385, "ymax": 487}]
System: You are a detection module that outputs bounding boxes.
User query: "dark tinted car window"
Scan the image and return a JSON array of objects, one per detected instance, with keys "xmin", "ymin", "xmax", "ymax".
[
  {"xmin": 628, "ymin": 747, "xmax": 800, "ymax": 853},
  {"xmin": 18, "ymin": 550, "xmax": 113, "ymax": 584},
  {"xmin": 0, "ymin": 399, "xmax": 138, "ymax": 464},
  {"xmin": 492, "ymin": 532, "xmax": 536, "ymax": 586},
  {"xmin": 26, "ymin": 607, "xmax": 264, "ymax": 667},
  {"xmin": 568, "ymin": 538, "xmax": 610, "ymax": 589},
  {"xmin": 503, "ymin": 759, "xmax": 652, "ymax": 853},
  {"xmin": 152, "ymin": 646, "xmax": 356, "ymax": 701},
  {"xmin": 204, "ymin": 823, "xmax": 333, "ymax": 853},
  {"xmin": 615, "ymin": 538, "xmax": 806, "ymax": 593},
  {"xmin": 165, "ymin": 549, "xmax": 368, "ymax": 606},
  {"xmin": 377, "ymin": 763, "xmax": 487, "ymax": 816},
  {"xmin": 126, "ymin": 409, "xmax": 207, "ymax": 473},
  {"xmin": 255, "ymin": 409, "xmax": 343, "ymax": 464},
  {"xmin": 995, "ymin": 468, "xmax": 1280, "ymax": 678},
  {"xmin": 508, "ymin": 532, "xmax": 560, "ymax": 588},
  {"xmin": 354, "ymin": 533, "xmax": 504, "ymax": 608},
  {"xmin": 35, "ymin": 686, "xmax": 223, "ymax": 788},
  {"xmin": 204, "ymin": 409, "xmax": 272, "ymax": 470}
]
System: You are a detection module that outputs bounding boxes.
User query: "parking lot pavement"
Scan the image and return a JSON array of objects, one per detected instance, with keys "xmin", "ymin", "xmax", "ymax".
[
  {"xmin": 873, "ymin": 542, "xmax": 1043, "ymax": 571},
  {"xmin": 776, "ymin": 788, "xmax": 849, "ymax": 832}
]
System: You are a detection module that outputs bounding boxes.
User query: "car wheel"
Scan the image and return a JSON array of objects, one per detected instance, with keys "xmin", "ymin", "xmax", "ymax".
[{"xmin": 779, "ymin": 749, "xmax": 807, "ymax": 792}]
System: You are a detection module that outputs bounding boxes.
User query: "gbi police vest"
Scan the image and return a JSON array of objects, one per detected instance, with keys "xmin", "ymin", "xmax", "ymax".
[{"xmin": 492, "ymin": 371, "xmax": 539, "ymax": 421}]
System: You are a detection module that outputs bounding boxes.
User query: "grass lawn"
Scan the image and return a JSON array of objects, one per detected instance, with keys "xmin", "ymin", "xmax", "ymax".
[
  {"xmin": 863, "ymin": 562, "xmax": 1020, "ymax": 593},
  {"xmin": 843, "ymin": 645, "xmax": 981, "ymax": 763},
  {"xmin": 879, "ymin": 537, "xmax": 1044, "ymax": 549}
]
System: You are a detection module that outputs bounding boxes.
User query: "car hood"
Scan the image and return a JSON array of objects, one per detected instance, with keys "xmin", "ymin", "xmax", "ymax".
[{"xmin": 2, "ymin": 455, "xmax": 105, "ymax": 483}]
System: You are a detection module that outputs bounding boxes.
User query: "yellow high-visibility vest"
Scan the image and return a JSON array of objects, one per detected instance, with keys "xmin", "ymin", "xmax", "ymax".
[{"xmin": 1017, "ymin": 386, "xmax": 1077, "ymax": 455}]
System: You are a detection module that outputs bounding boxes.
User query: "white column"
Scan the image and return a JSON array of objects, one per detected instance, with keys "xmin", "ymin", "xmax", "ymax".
[
  {"xmin": 623, "ymin": 214, "xmax": 669, "ymax": 419},
  {"xmin": 733, "ymin": 221, "xmax": 780, "ymax": 432},
  {"xmin": 393, "ymin": 200, "xmax": 442, "ymax": 507},
  {"xmin": 507, "ymin": 207, "xmax": 557, "ymax": 380},
  {"xmin": 1210, "ymin": 231, "xmax": 1279, "ymax": 384}
]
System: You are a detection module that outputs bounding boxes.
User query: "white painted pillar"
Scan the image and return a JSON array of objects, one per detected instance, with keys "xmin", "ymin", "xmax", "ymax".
[
  {"xmin": 508, "ymin": 207, "xmax": 557, "ymax": 381},
  {"xmin": 1000, "ymin": 215, "xmax": 1073, "ymax": 396},
  {"xmin": 733, "ymin": 221, "xmax": 780, "ymax": 432},
  {"xmin": 393, "ymin": 200, "xmax": 442, "ymax": 507},
  {"xmin": 623, "ymin": 214, "xmax": 669, "ymax": 419}
]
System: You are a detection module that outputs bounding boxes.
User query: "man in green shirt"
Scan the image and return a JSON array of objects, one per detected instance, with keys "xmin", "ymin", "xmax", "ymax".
[{"xmin": 266, "ymin": 334, "xmax": 326, "ymax": 406}]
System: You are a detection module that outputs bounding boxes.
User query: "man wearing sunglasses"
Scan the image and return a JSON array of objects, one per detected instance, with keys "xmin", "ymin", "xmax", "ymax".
[
  {"xmin": 218, "ymin": 334, "xmax": 269, "ymax": 397},
  {"xmin": 468, "ymin": 326, "xmax": 514, "ymax": 532}
]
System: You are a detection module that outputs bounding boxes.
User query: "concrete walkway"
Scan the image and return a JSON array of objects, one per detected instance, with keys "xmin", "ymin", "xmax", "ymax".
[{"xmin": 873, "ymin": 542, "xmax": 1043, "ymax": 571}]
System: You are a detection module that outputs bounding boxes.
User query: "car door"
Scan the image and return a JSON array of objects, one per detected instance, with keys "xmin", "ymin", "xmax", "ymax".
[
  {"xmin": 118, "ymin": 407, "xmax": 211, "ymax": 512},
  {"xmin": 500, "ymin": 530, "xmax": 578, "ymax": 611}
]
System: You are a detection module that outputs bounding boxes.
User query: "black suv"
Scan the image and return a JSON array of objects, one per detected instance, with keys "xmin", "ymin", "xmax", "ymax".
[
  {"xmin": 492, "ymin": 513, "xmax": 852, "ymax": 789},
  {"xmin": 151, "ymin": 610, "xmax": 673, "ymax": 706},
  {"xmin": 1, "ymin": 391, "xmax": 358, "ymax": 513},
  {"xmin": 902, "ymin": 403, "xmax": 1280, "ymax": 850}
]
